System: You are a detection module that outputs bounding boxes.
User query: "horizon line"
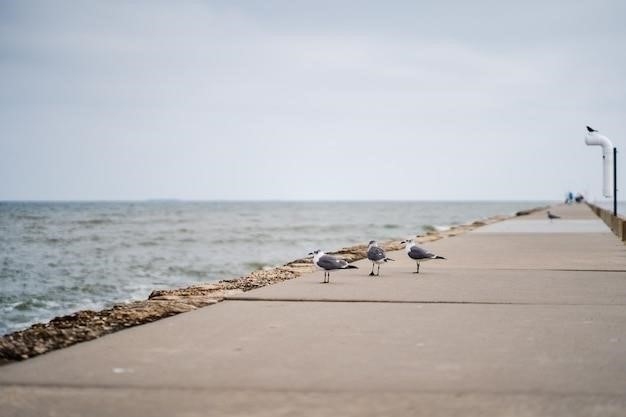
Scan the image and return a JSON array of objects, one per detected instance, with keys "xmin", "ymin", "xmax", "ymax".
[{"xmin": 0, "ymin": 198, "xmax": 578, "ymax": 203}]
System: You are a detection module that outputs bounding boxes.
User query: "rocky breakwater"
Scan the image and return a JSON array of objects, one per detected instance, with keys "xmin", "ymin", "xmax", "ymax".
[{"xmin": 0, "ymin": 207, "xmax": 545, "ymax": 364}]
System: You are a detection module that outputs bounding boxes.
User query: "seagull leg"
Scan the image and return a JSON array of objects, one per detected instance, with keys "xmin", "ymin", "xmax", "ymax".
[
  {"xmin": 376, "ymin": 264, "xmax": 381, "ymax": 277},
  {"xmin": 369, "ymin": 263, "xmax": 375, "ymax": 276},
  {"xmin": 413, "ymin": 262, "xmax": 420, "ymax": 274}
]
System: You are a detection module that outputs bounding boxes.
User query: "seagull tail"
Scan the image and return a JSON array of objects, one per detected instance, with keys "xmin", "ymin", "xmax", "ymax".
[
  {"xmin": 435, "ymin": 256, "xmax": 446, "ymax": 260},
  {"xmin": 344, "ymin": 265, "xmax": 358, "ymax": 269},
  {"xmin": 384, "ymin": 257, "xmax": 395, "ymax": 262}
]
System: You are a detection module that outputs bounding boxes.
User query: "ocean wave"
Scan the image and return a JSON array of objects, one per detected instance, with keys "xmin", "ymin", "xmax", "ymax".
[
  {"xmin": 422, "ymin": 224, "xmax": 451, "ymax": 233},
  {"xmin": 178, "ymin": 238, "xmax": 197, "ymax": 243},
  {"xmin": 43, "ymin": 236, "xmax": 86, "ymax": 245},
  {"xmin": 24, "ymin": 223, "xmax": 46, "ymax": 231},
  {"xmin": 166, "ymin": 266, "xmax": 208, "ymax": 278},
  {"xmin": 11, "ymin": 298, "xmax": 60, "ymax": 312},
  {"xmin": 68, "ymin": 283, "xmax": 118, "ymax": 295},
  {"xmin": 75, "ymin": 218, "xmax": 114, "ymax": 226},
  {"xmin": 210, "ymin": 237, "xmax": 260, "ymax": 245},
  {"xmin": 244, "ymin": 261, "xmax": 270, "ymax": 271},
  {"xmin": 11, "ymin": 214, "xmax": 47, "ymax": 221}
]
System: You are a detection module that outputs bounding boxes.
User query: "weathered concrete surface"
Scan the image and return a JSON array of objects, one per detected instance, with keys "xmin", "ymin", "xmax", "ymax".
[
  {"xmin": 472, "ymin": 219, "xmax": 611, "ymax": 233},
  {"xmin": 229, "ymin": 269, "xmax": 626, "ymax": 304},
  {"xmin": 1, "ymin": 203, "xmax": 625, "ymax": 416},
  {"xmin": 516, "ymin": 203, "xmax": 597, "ymax": 220},
  {"xmin": 3, "ymin": 386, "xmax": 626, "ymax": 417},
  {"xmin": 3, "ymin": 300, "xmax": 626, "ymax": 392}
]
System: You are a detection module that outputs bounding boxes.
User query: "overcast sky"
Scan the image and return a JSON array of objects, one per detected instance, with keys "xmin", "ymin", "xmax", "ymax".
[{"xmin": 1, "ymin": 1, "xmax": 625, "ymax": 201}]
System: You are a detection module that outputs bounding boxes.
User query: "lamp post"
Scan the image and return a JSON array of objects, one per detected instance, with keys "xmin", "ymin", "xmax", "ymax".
[
  {"xmin": 614, "ymin": 147, "xmax": 617, "ymax": 216},
  {"xmin": 584, "ymin": 126, "xmax": 617, "ymax": 216}
]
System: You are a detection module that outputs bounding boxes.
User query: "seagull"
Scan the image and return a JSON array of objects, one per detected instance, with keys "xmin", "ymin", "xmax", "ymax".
[
  {"xmin": 308, "ymin": 250, "xmax": 358, "ymax": 283},
  {"xmin": 547, "ymin": 211, "xmax": 561, "ymax": 221},
  {"xmin": 400, "ymin": 239, "xmax": 445, "ymax": 274},
  {"xmin": 586, "ymin": 125, "xmax": 598, "ymax": 133},
  {"xmin": 366, "ymin": 240, "xmax": 394, "ymax": 277}
]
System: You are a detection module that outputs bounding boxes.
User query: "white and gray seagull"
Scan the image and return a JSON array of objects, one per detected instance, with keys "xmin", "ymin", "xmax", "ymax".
[
  {"xmin": 366, "ymin": 240, "xmax": 394, "ymax": 277},
  {"xmin": 308, "ymin": 250, "xmax": 358, "ymax": 283},
  {"xmin": 547, "ymin": 211, "xmax": 561, "ymax": 221},
  {"xmin": 400, "ymin": 239, "xmax": 445, "ymax": 274}
]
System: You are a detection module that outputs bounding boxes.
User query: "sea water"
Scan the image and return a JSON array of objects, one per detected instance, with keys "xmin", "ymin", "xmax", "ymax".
[{"xmin": 0, "ymin": 200, "xmax": 548, "ymax": 335}]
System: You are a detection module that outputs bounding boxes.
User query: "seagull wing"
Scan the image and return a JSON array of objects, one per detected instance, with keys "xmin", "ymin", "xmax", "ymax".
[
  {"xmin": 408, "ymin": 246, "xmax": 434, "ymax": 260},
  {"xmin": 367, "ymin": 246, "xmax": 386, "ymax": 262},
  {"xmin": 317, "ymin": 254, "xmax": 348, "ymax": 270}
]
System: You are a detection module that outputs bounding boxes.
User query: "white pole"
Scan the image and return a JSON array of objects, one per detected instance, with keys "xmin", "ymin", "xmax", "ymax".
[{"xmin": 585, "ymin": 128, "xmax": 614, "ymax": 198}]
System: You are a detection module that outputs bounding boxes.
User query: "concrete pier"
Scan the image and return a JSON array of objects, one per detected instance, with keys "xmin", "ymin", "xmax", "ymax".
[{"xmin": 1, "ymin": 203, "xmax": 625, "ymax": 416}]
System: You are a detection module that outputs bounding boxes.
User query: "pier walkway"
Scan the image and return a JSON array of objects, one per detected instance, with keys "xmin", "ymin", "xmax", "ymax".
[{"xmin": 1, "ymin": 203, "xmax": 625, "ymax": 416}]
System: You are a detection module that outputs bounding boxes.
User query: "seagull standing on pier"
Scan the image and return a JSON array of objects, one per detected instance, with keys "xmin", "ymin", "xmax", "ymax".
[
  {"xmin": 367, "ymin": 240, "xmax": 394, "ymax": 277},
  {"xmin": 401, "ymin": 239, "xmax": 445, "ymax": 274},
  {"xmin": 547, "ymin": 211, "xmax": 561, "ymax": 221},
  {"xmin": 308, "ymin": 250, "xmax": 358, "ymax": 283}
]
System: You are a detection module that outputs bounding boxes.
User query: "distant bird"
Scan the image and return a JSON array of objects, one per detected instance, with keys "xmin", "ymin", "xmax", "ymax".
[
  {"xmin": 586, "ymin": 125, "xmax": 598, "ymax": 133},
  {"xmin": 366, "ymin": 240, "xmax": 394, "ymax": 277},
  {"xmin": 308, "ymin": 250, "xmax": 358, "ymax": 283},
  {"xmin": 547, "ymin": 211, "xmax": 561, "ymax": 221},
  {"xmin": 401, "ymin": 239, "xmax": 445, "ymax": 274}
]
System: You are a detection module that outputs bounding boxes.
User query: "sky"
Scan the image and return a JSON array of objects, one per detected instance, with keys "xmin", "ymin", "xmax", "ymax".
[{"xmin": 1, "ymin": 0, "xmax": 625, "ymax": 201}]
